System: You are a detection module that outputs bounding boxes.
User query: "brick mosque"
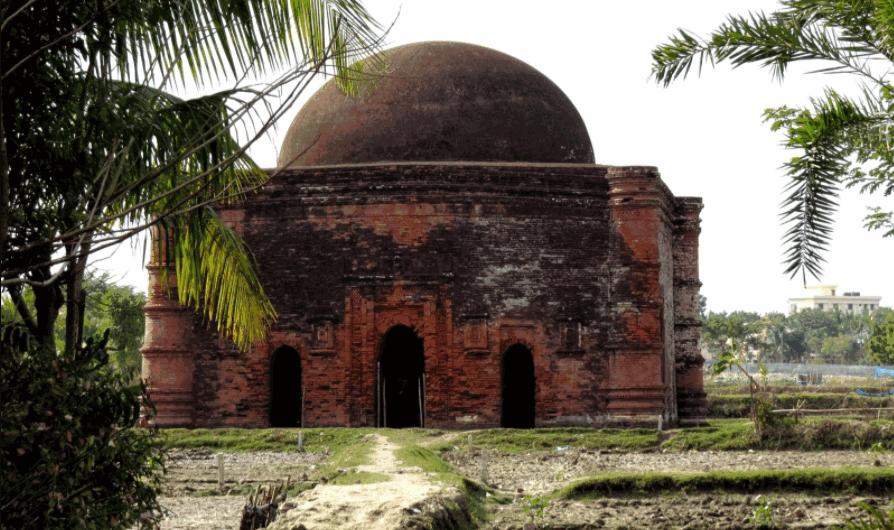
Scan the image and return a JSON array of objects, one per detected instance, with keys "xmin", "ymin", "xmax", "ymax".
[{"xmin": 142, "ymin": 41, "xmax": 707, "ymax": 429}]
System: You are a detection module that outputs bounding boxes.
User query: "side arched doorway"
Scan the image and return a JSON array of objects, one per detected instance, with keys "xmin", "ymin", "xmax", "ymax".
[
  {"xmin": 377, "ymin": 325, "xmax": 425, "ymax": 428},
  {"xmin": 501, "ymin": 344, "xmax": 535, "ymax": 428},
  {"xmin": 270, "ymin": 346, "xmax": 302, "ymax": 427}
]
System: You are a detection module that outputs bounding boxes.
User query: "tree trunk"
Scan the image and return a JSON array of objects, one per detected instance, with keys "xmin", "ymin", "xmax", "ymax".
[
  {"xmin": 63, "ymin": 234, "xmax": 93, "ymax": 355},
  {"xmin": 29, "ymin": 262, "xmax": 64, "ymax": 349}
]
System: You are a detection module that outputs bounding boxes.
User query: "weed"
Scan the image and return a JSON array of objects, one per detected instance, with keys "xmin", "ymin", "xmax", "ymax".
[
  {"xmin": 867, "ymin": 441, "xmax": 888, "ymax": 467},
  {"xmin": 749, "ymin": 494, "xmax": 778, "ymax": 528},
  {"xmin": 522, "ymin": 495, "xmax": 549, "ymax": 527},
  {"xmin": 711, "ymin": 349, "xmax": 791, "ymax": 439}
]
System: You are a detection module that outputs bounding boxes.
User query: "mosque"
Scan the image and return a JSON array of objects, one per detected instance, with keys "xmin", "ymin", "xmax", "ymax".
[{"xmin": 141, "ymin": 41, "xmax": 707, "ymax": 429}]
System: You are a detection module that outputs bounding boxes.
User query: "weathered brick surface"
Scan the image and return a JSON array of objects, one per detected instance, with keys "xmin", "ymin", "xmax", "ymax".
[
  {"xmin": 142, "ymin": 162, "xmax": 705, "ymax": 428},
  {"xmin": 672, "ymin": 197, "xmax": 708, "ymax": 425}
]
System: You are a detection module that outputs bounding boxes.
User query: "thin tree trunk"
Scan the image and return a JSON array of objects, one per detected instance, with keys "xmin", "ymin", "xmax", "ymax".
[
  {"xmin": 74, "ymin": 235, "xmax": 93, "ymax": 344},
  {"xmin": 64, "ymin": 243, "xmax": 79, "ymax": 355},
  {"xmin": 63, "ymin": 232, "xmax": 93, "ymax": 355}
]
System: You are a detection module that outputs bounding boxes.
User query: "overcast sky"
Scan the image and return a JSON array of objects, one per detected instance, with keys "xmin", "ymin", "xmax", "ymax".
[{"xmin": 96, "ymin": 0, "xmax": 892, "ymax": 315}]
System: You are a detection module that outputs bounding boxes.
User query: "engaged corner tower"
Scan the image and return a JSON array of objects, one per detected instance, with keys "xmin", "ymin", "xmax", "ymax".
[{"xmin": 142, "ymin": 41, "xmax": 707, "ymax": 429}]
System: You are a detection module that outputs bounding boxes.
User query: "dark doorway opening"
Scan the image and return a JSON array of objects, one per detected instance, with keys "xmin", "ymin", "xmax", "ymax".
[
  {"xmin": 270, "ymin": 346, "xmax": 302, "ymax": 427},
  {"xmin": 377, "ymin": 325, "xmax": 425, "ymax": 428},
  {"xmin": 501, "ymin": 344, "xmax": 535, "ymax": 428}
]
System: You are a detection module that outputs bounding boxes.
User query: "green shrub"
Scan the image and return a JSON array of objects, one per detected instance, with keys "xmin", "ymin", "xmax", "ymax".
[{"xmin": 0, "ymin": 324, "xmax": 166, "ymax": 530}]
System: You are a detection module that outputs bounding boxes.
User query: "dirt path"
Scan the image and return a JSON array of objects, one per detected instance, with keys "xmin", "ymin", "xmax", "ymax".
[{"xmin": 268, "ymin": 434, "xmax": 448, "ymax": 530}]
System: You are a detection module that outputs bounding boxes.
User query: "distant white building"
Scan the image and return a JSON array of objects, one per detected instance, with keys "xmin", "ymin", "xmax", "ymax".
[{"xmin": 787, "ymin": 285, "xmax": 882, "ymax": 315}]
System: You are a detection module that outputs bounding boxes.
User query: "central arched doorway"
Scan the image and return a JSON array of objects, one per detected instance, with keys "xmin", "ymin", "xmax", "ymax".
[
  {"xmin": 377, "ymin": 325, "xmax": 425, "ymax": 428},
  {"xmin": 270, "ymin": 346, "xmax": 302, "ymax": 427},
  {"xmin": 501, "ymin": 344, "xmax": 535, "ymax": 428}
]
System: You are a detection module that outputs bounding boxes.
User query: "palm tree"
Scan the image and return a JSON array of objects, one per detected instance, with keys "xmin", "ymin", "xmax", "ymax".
[
  {"xmin": 2, "ymin": 0, "xmax": 386, "ymax": 351},
  {"xmin": 651, "ymin": 0, "xmax": 894, "ymax": 285}
]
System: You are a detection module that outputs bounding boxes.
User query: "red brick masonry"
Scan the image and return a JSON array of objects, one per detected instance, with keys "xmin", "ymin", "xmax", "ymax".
[{"xmin": 142, "ymin": 162, "xmax": 707, "ymax": 428}]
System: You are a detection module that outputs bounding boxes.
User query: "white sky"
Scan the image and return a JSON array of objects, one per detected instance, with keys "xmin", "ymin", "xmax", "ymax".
[{"xmin": 95, "ymin": 0, "xmax": 892, "ymax": 315}]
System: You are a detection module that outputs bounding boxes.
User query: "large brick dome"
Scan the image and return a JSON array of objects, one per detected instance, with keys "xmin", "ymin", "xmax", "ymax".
[{"xmin": 277, "ymin": 41, "xmax": 595, "ymax": 167}]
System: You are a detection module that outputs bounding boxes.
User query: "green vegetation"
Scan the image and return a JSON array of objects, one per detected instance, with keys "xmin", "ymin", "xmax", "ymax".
[
  {"xmin": 651, "ymin": 0, "xmax": 894, "ymax": 281},
  {"xmin": 711, "ymin": 350, "xmax": 785, "ymax": 439},
  {"xmin": 660, "ymin": 419, "xmax": 757, "ymax": 451},
  {"xmin": 2, "ymin": 271, "xmax": 146, "ymax": 378},
  {"xmin": 327, "ymin": 471, "xmax": 391, "ymax": 485},
  {"xmin": 161, "ymin": 428, "xmax": 375, "ymax": 453},
  {"xmin": 700, "ymin": 306, "xmax": 893, "ymax": 365},
  {"xmin": 666, "ymin": 417, "xmax": 893, "ymax": 451},
  {"xmin": 709, "ymin": 393, "xmax": 893, "ymax": 418},
  {"xmin": 0, "ymin": 325, "xmax": 166, "ymax": 529},
  {"xmin": 522, "ymin": 495, "xmax": 550, "ymax": 527},
  {"xmin": 320, "ymin": 440, "xmax": 376, "ymax": 474},
  {"xmin": 3, "ymin": 0, "xmax": 384, "ymax": 354},
  {"xmin": 430, "ymin": 418, "xmax": 892, "ymax": 454},
  {"xmin": 382, "ymin": 427, "xmax": 449, "ymax": 447},
  {"xmin": 560, "ymin": 468, "xmax": 894, "ymax": 499},
  {"xmin": 867, "ymin": 313, "xmax": 894, "ymax": 365},
  {"xmin": 395, "ymin": 446, "xmax": 453, "ymax": 473},
  {"xmin": 437, "ymin": 427, "xmax": 662, "ymax": 454}
]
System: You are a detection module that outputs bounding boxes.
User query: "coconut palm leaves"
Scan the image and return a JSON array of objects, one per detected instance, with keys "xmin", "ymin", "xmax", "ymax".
[
  {"xmin": 1, "ymin": 0, "xmax": 384, "ymax": 351},
  {"xmin": 651, "ymin": 0, "xmax": 894, "ymax": 284}
]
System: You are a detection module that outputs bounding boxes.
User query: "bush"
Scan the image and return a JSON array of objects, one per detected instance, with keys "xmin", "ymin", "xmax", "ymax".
[{"xmin": 0, "ymin": 323, "xmax": 166, "ymax": 530}]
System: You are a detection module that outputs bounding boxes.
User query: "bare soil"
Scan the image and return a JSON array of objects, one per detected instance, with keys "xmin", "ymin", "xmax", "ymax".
[
  {"xmin": 442, "ymin": 447, "xmax": 892, "ymax": 529},
  {"xmin": 441, "ymin": 447, "xmax": 886, "ymax": 495},
  {"xmin": 153, "ymin": 439, "xmax": 892, "ymax": 530},
  {"xmin": 484, "ymin": 493, "xmax": 891, "ymax": 530}
]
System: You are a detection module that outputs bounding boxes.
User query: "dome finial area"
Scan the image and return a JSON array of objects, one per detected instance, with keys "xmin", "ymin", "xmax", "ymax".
[{"xmin": 278, "ymin": 41, "xmax": 595, "ymax": 167}]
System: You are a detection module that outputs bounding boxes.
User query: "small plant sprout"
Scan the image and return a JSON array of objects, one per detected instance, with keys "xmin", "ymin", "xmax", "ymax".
[
  {"xmin": 522, "ymin": 495, "xmax": 549, "ymax": 528},
  {"xmin": 867, "ymin": 441, "xmax": 888, "ymax": 467},
  {"xmin": 749, "ymin": 494, "xmax": 777, "ymax": 527},
  {"xmin": 711, "ymin": 349, "xmax": 783, "ymax": 439}
]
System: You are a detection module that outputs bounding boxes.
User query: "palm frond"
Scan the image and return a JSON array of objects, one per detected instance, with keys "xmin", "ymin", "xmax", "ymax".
[
  {"xmin": 651, "ymin": 6, "xmax": 881, "ymax": 87},
  {"xmin": 169, "ymin": 208, "xmax": 277, "ymax": 351},
  {"xmin": 652, "ymin": 0, "xmax": 893, "ymax": 284},
  {"xmin": 767, "ymin": 90, "xmax": 874, "ymax": 282},
  {"xmin": 108, "ymin": 0, "xmax": 384, "ymax": 94},
  {"xmin": 77, "ymin": 79, "xmax": 274, "ymax": 348}
]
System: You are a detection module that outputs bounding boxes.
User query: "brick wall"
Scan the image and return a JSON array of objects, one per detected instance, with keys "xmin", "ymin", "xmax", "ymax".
[{"xmin": 142, "ymin": 162, "xmax": 705, "ymax": 428}]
